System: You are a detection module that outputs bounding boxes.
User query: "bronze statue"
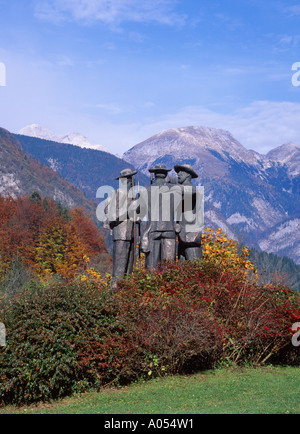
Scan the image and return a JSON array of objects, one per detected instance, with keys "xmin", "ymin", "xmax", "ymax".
[
  {"xmin": 174, "ymin": 164, "xmax": 203, "ymax": 261},
  {"xmin": 103, "ymin": 163, "xmax": 204, "ymax": 282},
  {"xmin": 104, "ymin": 168, "xmax": 139, "ymax": 282},
  {"xmin": 141, "ymin": 164, "xmax": 181, "ymax": 270}
]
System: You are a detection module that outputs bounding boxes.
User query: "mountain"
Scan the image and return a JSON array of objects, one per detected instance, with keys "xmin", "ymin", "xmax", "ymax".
[
  {"xmin": 248, "ymin": 247, "xmax": 300, "ymax": 291},
  {"xmin": 0, "ymin": 127, "xmax": 95, "ymax": 214},
  {"xmin": 10, "ymin": 124, "xmax": 300, "ymax": 266},
  {"xmin": 18, "ymin": 124, "xmax": 112, "ymax": 154},
  {"xmin": 15, "ymin": 133, "xmax": 149, "ymax": 201},
  {"xmin": 123, "ymin": 126, "xmax": 300, "ymax": 265},
  {"xmin": 267, "ymin": 142, "xmax": 300, "ymax": 178},
  {"xmin": 18, "ymin": 124, "xmax": 59, "ymax": 143},
  {"xmin": 123, "ymin": 126, "xmax": 266, "ymax": 177}
]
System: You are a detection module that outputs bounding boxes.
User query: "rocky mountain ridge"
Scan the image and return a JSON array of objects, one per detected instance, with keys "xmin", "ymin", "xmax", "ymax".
[
  {"xmin": 14, "ymin": 133, "xmax": 149, "ymax": 201},
  {"xmin": 18, "ymin": 124, "xmax": 112, "ymax": 154},
  {"xmin": 267, "ymin": 142, "xmax": 300, "ymax": 178},
  {"xmin": 0, "ymin": 127, "xmax": 95, "ymax": 214},
  {"xmin": 4, "ymin": 123, "xmax": 300, "ymax": 265},
  {"xmin": 123, "ymin": 126, "xmax": 300, "ymax": 264}
]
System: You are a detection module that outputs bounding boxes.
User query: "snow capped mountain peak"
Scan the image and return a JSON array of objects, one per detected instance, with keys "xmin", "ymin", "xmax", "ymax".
[
  {"xmin": 150, "ymin": 125, "xmax": 236, "ymax": 146},
  {"xmin": 18, "ymin": 125, "xmax": 113, "ymax": 154},
  {"xmin": 267, "ymin": 142, "xmax": 300, "ymax": 160},
  {"xmin": 122, "ymin": 124, "xmax": 300, "ymax": 265},
  {"xmin": 123, "ymin": 125, "xmax": 265, "ymax": 176},
  {"xmin": 267, "ymin": 142, "xmax": 300, "ymax": 176},
  {"xmin": 18, "ymin": 124, "xmax": 60, "ymax": 143},
  {"xmin": 60, "ymin": 132, "xmax": 95, "ymax": 148}
]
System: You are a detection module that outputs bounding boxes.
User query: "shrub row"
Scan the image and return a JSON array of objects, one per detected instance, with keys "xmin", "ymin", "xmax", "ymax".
[
  {"xmin": 1, "ymin": 260, "xmax": 300, "ymax": 405},
  {"xmin": 116, "ymin": 261, "xmax": 300, "ymax": 372},
  {"xmin": 0, "ymin": 282, "xmax": 131, "ymax": 404}
]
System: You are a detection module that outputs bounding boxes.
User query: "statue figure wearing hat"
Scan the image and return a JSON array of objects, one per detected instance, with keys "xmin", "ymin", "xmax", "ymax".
[
  {"xmin": 141, "ymin": 164, "xmax": 181, "ymax": 270},
  {"xmin": 103, "ymin": 168, "xmax": 139, "ymax": 282},
  {"xmin": 174, "ymin": 164, "xmax": 203, "ymax": 261}
]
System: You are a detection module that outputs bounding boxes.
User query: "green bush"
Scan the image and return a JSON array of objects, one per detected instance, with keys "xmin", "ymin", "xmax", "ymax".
[{"xmin": 0, "ymin": 281, "xmax": 134, "ymax": 404}]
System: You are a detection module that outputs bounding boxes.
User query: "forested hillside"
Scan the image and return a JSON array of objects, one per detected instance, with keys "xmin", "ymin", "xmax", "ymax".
[
  {"xmin": 249, "ymin": 248, "xmax": 300, "ymax": 291},
  {"xmin": 0, "ymin": 128, "xmax": 95, "ymax": 214},
  {"xmin": 15, "ymin": 134, "xmax": 149, "ymax": 200},
  {"xmin": 0, "ymin": 194, "xmax": 112, "ymax": 296}
]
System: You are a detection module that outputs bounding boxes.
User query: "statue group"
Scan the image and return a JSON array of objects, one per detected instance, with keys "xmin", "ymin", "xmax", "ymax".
[{"xmin": 103, "ymin": 164, "xmax": 204, "ymax": 283}]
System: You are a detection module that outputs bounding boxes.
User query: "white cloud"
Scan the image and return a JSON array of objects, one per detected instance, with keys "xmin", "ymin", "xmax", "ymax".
[
  {"xmin": 2, "ymin": 45, "xmax": 300, "ymax": 155},
  {"xmin": 279, "ymin": 35, "xmax": 294, "ymax": 45},
  {"xmin": 284, "ymin": 4, "xmax": 300, "ymax": 17},
  {"xmin": 274, "ymin": 34, "xmax": 300, "ymax": 51},
  {"xmin": 180, "ymin": 64, "xmax": 191, "ymax": 70},
  {"xmin": 24, "ymin": 100, "xmax": 300, "ymax": 155},
  {"xmin": 143, "ymin": 101, "xmax": 156, "ymax": 109},
  {"xmin": 143, "ymin": 101, "xmax": 300, "ymax": 154},
  {"xmin": 229, "ymin": 101, "xmax": 300, "ymax": 152},
  {"xmin": 7, "ymin": 99, "xmax": 300, "ymax": 156},
  {"xmin": 57, "ymin": 55, "xmax": 75, "ymax": 67},
  {"xmin": 95, "ymin": 100, "xmax": 300, "ymax": 155},
  {"xmin": 92, "ymin": 103, "xmax": 125, "ymax": 115},
  {"xmin": 34, "ymin": 0, "xmax": 186, "ymax": 26}
]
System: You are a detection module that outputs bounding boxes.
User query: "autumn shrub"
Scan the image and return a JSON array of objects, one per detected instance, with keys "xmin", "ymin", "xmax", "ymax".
[
  {"xmin": 202, "ymin": 228, "xmax": 258, "ymax": 281},
  {"xmin": 0, "ymin": 280, "xmax": 136, "ymax": 405},
  {"xmin": 115, "ymin": 260, "xmax": 300, "ymax": 374},
  {"xmin": 1, "ymin": 258, "xmax": 300, "ymax": 406}
]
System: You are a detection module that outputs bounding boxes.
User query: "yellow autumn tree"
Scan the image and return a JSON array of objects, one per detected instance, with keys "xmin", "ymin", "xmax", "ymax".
[
  {"xmin": 35, "ymin": 221, "xmax": 66, "ymax": 277},
  {"xmin": 202, "ymin": 228, "xmax": 258, "ymax": 281},
  {"xmin": 56, "ymin": 227, "xmax": 88, "ymax": 279}
]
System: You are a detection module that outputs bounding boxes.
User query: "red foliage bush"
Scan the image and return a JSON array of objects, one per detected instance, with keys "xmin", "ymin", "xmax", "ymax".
[
  {"xmin": 115, "ymin": 260, "xmax": 300, "ymax": 372},
  {"xmin": 0, "ymin": 260, "xmax": 299, "ymax": 405}
]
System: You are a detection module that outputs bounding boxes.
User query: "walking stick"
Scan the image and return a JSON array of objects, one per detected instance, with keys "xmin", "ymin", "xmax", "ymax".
[
  {"xmin": 131, "ymin": 175, "xmax": 137, "ymax": 269},
  {"xmin": 137, "ymin": 181, "xmax": 141, "ymax": 270}
]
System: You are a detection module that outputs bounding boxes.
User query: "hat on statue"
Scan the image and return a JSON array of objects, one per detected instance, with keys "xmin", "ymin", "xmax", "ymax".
[
  {"xmin": 149, "ymin": 164, "xmax": 172, "ymax": 174},
  {"xmin": 116, "ymin": 168, "xmax": 138, "ymax": 180},
  {"xmin": 174, "ymin": 164, "xmax": 198, "ymax": 179}
]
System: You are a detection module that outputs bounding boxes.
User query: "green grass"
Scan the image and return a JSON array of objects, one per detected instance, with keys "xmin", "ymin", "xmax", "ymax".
[{"xmin": 1, "ymin": 366, "xmax": 300, "ymax": 414}]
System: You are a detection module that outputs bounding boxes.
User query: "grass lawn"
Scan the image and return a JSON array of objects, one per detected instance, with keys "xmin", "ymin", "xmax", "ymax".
[{"xmin": 1, "ymin": 366, "xmax": 300, "ymax": 414}]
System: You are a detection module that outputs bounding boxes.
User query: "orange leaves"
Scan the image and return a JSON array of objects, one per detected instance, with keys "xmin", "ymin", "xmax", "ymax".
[
  {"xmin": 80, "ymin": 266, "xmax": 112, "ymax": 288},
  {"xmin": 0, "ymin": 195, "xmax": 110, "ymax": 281},
  {"xmin": 68, "ymin": 208, "xmax": 108, "ymax": 257}
]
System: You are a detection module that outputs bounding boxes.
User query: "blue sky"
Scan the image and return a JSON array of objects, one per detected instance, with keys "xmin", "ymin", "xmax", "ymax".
[{"xmin": 1, "ymin": 0, "xmax": 300, "ymax": 155}]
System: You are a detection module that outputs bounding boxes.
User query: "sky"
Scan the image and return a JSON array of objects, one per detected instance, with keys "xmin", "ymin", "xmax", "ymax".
[{"xmin": 0, "ymin": 0, "xmax": 300, "ymax": 155}]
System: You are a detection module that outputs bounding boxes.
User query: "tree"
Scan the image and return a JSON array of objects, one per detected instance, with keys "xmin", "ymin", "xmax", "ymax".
[
  {"xmin": 0, "ymin": 195, "xmax": 111, "ymax": 282},
  {"xmin": 35, "ymin": 220, "xmax": 66, "ymax": 276},
  {"xmin": 202, "ymin": 228, "xmax": 258, "ymax": 282},
  {"xmin": 29, "ymin": 191, "xmax": 42, "ymax": 204}
]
